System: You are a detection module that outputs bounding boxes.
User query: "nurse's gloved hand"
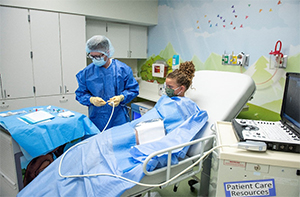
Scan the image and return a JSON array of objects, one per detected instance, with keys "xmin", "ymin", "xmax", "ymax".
[
  {"xmin": 90, "ymin": 97, "xmax": 106, "ymax": 107},
  {"xmin": 108, "ymin": 95, "xmax": 124, "ymax": 107}
]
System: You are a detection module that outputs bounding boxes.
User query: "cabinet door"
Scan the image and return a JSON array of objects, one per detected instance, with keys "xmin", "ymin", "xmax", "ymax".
[
  {"xmin": 130, "ymin": 25, "xmax": 148, "ymax": 58},
  {"xmin": 60, "ymin": 14, "xmax": 86, "ymax": 94},
  {"xmin": 0, "ymin": 7, "xmax": 34, "ymax": 99},
  {"xmin": 35, "ymin": 94, "xmax": 88, "ymax": 116},
  {"xmin": 30, "ymin": 10, "xmax": 62, "ymax": 96},
  {"xmin": 59, "ymin": 94, "xmax": 88, "ymax": 116},
  {"xmin": 86, "ymin": 19, "xmax": 107, "ymax": 41},
  {"xmin": 0, "ymin": 98, "xmax": 35, "ymax": 112},
  {"xmin": 106, "ymin": 23, "xmax": 130, "ymax": 58}
]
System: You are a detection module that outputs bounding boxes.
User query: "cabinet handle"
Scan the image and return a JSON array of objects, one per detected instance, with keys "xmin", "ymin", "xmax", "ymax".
[
  {"xmin": 0, "ymin": 102, "xmax": 9, "ymax": 109},
  {"xmin": 127, "ymin": 50, "xmax": 132, "ymax": 58},
  {"xmin": 0, "ymin": 171, "xmax": 16, "ymax": 188},
  {"xmin": 60, "ymin": 86, "xmax": 62, "ymax": 94},
  {"xmin": 0, "ymin": 74, "xmax": 3, "ymax": 99},
  {"xmin": 3, "ymin": 89, "xmax": 10, "ymax": 98},
  {"xmin": 59, "ymin": 97, "xmax": 68, "ymax": 103},
  {"xmin": 64, "ymin": 86, "xmax": 69, "ymax": 93}
]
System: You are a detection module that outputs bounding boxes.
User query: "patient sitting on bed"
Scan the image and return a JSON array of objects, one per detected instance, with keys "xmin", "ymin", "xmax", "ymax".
[
  {"xmin": 18, "ymin": 61, "xmax": 208, "ymax": 197},
  {"xmin": 135, "ymin": 61, "xmax": 195, "ymax": 145}
]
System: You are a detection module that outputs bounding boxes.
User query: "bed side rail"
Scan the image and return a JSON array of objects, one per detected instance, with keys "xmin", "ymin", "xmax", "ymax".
[{"xmin": 142, "ymin": 135, "xmax": 215, "ymax": 184}]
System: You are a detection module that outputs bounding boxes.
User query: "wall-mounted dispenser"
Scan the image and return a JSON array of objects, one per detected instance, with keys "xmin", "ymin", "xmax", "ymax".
[
  {"xmin": 172, "ymin": 55, "xmax": 179, "ymax": 71},
  {"xmin": 152, "ymin": 60, "xmax": 169, "ymax": 78},
  {"xmin": 222, "ymin": 51, "xmax": 249, "ymax": 67},
  {"xmin": 269, "ymin": 40, "xmax": 287, "ymax": 69}
]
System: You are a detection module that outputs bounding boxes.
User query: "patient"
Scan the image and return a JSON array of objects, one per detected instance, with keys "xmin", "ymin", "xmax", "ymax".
[
  {"xmin": 135, "ymin": 61, "xmax": 196, "ymax": 145},
  {"xmin": 18, "ymin": 61, "xmax": 208, "ymax": 197},
  {"xmin": 165, "ymin": 61, "xmax": 195, "ymax": 97}
]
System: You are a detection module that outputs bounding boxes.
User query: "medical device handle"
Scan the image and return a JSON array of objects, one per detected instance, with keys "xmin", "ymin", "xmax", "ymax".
[{"xmin": 142, "ymin": 135, "xmax": 215, "ymax": 177}]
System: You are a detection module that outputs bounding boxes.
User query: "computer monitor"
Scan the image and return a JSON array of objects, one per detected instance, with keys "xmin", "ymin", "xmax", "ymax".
[{"xmin": 280, "ymin": 72, "xmax": 300, "ymax": 134}]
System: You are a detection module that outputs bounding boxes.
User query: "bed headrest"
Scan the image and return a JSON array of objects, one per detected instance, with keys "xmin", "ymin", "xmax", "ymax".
[
  {"xmin": 186, "ymin": 70, "xmax": 255, "ymax": 123},
  {"xmin": 186, "ymin": 70, "xmax": 256, "ymax": 156}
]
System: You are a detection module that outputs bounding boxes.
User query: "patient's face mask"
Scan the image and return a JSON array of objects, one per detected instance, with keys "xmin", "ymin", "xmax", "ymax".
[{"xmin": 165, "ymin": 86, "xmax": 180, "ymax": 97}]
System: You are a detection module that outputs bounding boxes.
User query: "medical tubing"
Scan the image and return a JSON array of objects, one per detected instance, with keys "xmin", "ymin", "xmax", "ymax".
[
  {"xmin": 255, "ymin": 68, "xmax": 278, "ymax": 85},
  {"xmin": 101, "ymin": 101, "xmax": 115, "ymax": 132},
  {"xmin": 58, "ymin": 141, "xmax": 238, "ymax": 188}
]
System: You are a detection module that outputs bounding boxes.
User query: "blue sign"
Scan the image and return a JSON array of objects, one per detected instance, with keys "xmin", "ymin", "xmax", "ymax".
[{"xmin": 224, "ymin": 179, "xmax": 276, "ymax": 197}]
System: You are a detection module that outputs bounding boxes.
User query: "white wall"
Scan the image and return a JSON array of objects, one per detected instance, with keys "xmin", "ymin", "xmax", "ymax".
[{"xmin": 0, "ymin": 0, "xmax": 158, "ymax": 26}]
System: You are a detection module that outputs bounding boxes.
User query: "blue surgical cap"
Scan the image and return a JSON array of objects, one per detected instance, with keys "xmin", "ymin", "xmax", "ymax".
[{"xmin": 86, "ymin": 35, "xmax": 115, "ymax": 58}]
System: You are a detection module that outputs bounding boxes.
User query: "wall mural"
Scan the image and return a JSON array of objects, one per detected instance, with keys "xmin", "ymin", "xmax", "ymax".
[{"xmin": 140, "ymin": 0, "xmax": 300, "ymax": 120}]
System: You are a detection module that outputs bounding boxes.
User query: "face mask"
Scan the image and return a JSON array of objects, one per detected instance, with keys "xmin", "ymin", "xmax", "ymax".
[
  {"xmin": 93, "ymin": 58, "xmax": 107, "ymax": 67},
  {"xmin": 165, "ymin": 87, "xmax": 180, "ymax": 97}
]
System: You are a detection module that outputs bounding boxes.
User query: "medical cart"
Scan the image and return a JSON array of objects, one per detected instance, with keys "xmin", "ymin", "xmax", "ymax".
[
  {"xmin": 0, "ymin": 128, "xmax": 23, "ymax": 196},
  {"xmin": 131, "ymin": 101, "xmax": 156, "ymax": 120},
  {"xmin": 210, "ymin": 121, "xmax": 300, "ymax": 197},
  {"xmin": 0, "ymin": 106, "xmax": 99, "ymax": 196}
]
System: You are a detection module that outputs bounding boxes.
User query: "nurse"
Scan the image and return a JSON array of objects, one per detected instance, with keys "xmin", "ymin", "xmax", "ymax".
[
  {"xmin": 165, "ymin": 61, "xmax": 195, "ymax": 97},
  {"xmin": 75, "ymin": 35, "xmax": 139, "ymax": 131}
]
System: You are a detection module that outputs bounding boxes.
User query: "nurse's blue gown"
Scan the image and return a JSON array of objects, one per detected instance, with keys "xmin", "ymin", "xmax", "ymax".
[{"xmin": 75, "ymin": 59, "xmax": 139, "ymax": 131}]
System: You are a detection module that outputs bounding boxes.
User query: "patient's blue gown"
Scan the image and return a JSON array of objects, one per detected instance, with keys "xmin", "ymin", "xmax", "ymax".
[{"xmin": 17, "ymin": 95, "xmax": 208, "ymax": 197}]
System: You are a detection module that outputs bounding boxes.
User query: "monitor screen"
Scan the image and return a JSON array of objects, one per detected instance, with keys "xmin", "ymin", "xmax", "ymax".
[{"xmin": 281, "ymin": 73, "xmax": 300, "ymax": 133}]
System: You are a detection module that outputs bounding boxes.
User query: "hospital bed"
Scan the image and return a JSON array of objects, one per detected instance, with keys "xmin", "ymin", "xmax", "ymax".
[
  {"xmin": 16, "ymin": 70, "xmax": 255, "ymax": 197},
  {"xmin": 122, "ymin": 70, "xmax": 255, "ymax": 196}
]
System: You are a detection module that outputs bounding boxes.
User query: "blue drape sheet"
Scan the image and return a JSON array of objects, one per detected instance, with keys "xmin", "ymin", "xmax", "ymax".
[
  {"xmin": 17, "ymin": 95, "xmax": 208, "ymax": 197},
  {"xmin": 0, "ymin": 106, "xmax": 100, "ymax": 158}
]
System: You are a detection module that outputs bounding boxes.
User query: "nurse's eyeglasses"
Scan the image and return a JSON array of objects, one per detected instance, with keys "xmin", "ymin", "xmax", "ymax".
[{"xmin": 87, "ymin": 53, "xmax": 105, "ymax": 60}]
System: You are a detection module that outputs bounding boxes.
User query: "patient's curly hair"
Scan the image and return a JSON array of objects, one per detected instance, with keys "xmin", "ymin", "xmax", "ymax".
[{"xmin": 167, "ymin": 61, "xmax": 195, "ymax": 90}]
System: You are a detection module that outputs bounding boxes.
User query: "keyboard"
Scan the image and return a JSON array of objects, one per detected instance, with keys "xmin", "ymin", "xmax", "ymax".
[
  {"xmin": 232, "ymin": 119, "xmax": 300, "ymax": 153},
  {"xmin": 242, "ymin": 120, "xmax": 299, "ymax": 142}
]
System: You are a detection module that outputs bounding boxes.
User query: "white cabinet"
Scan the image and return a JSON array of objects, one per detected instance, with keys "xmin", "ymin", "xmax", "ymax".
[
  {"xmin": 0, "ymin": 98, "xmax": 36, "ymax": 112},
  {"xmin": 0, "ymin": 7, "xmax": 34, "ymax": 99},
  {"xmin": 31, "ymin": 11, "xmax": 86, "ymax": 112},
  {"xmin": 0, "ymin": 6, "xmax": 87, "ymax": 113},
  {"xmin": 129, "ymin": 25, "xmax": 148, "ymax": 58},
  {"xmin": 35, "ymin": 95, "xmax": 88, "ymax": 116},
  {"xmin": 31, "ymin": 11, "xmax": 86, "ymax": 96},
  {"xmin": 60, "ymin": 13, "xmax": 86, "ymax": 95},
  {"xmin": 107, "ymin": 23, "xmax": 147, "ymax": 58},
  {"xmin": 30, "ymin": 10, "xmax": 61, "ymax": 96},
  {"xmin": 85, "ymin": 20, "xmax": 148, "ymax": 58},
  {"xmin": 86, "ymin": 19, "xmax": 107, "ymax": 41},
  {"xmin": 106, "ymin": 22, "xmax": 130, "ymax": 58}
]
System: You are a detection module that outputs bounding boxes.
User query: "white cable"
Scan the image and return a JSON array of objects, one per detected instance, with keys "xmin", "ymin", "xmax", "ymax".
[
  {"xmin": 58, "ymin": 141, "xmax": 238, "ymax": 188},
  {"xmin": 101, "ymin": 102, "xmax": 115, "ymax": 132},
  {"xmin": 57, "ymin": 102, "xmax": 115, "ymax": 176}
]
